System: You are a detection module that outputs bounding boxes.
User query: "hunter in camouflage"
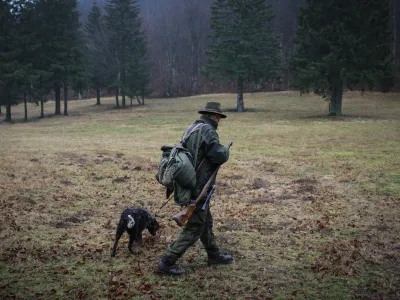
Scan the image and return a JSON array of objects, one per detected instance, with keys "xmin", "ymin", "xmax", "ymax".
[{"xmin": 157, "ymin": 102, "xmax": 234, "ymax": 276}]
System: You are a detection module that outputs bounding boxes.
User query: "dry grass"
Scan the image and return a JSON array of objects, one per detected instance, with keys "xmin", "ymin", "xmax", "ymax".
[{"xmin": 0, "ymin": 91, "xmax": 399, "ymax": 299}]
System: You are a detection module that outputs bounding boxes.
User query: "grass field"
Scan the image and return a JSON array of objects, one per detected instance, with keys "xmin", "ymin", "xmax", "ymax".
[{"xmin": 0, "ymin": 91, "xmax": 399, "ymax": 299}]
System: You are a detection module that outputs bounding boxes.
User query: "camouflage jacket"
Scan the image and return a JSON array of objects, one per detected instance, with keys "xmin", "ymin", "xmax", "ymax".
[{"xmin": 183, "ymin": 116, "xmax": 229, "ymax": 198}]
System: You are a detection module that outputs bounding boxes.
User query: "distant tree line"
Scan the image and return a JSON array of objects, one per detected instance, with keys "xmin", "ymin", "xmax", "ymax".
[
  {"xmin": 0, "ymin": 0, "xmax": 150, "ymax": 122},
  {"xmin": 0, "ymin": 0, "xmax": 85, "ymax": 122},
  {"xmin": 79, "ymin": 0, "xmax": 303, "ymax": 97},
  {"xmin": 0, "ymin": 0, "xmax": 397, "ymax": 121},
  {"xmin": 80, "ymin": 0, "xmax": 400, "ymax": 115}
]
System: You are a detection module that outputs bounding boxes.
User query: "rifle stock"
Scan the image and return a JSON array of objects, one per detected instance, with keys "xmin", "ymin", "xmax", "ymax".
[
  {"xmin": 172, "ymin": 141, "xmax": 232, "ymax": 227},
  {"xmin": 172, "ymin": 203, "xmax": 196, "ymax": 227}
]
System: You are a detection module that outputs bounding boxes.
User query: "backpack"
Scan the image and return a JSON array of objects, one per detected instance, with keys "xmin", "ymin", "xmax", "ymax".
[
  {"xmin": 156, "ymin": 123, "xmax": 207, "ymax": 205},
  {"xmin": 155, "ymin": 145, "xmax": 174, "ymax": 190}
]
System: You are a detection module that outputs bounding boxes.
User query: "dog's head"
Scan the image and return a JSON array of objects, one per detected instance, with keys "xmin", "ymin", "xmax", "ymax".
[{"xmin": 147, "ymin": 216, "xmax": 160, "ymax": 236}]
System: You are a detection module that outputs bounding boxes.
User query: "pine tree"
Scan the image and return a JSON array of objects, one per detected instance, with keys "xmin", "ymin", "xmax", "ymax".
[
  {"xmin": 105, "ymin": 0, "xmax": 148, "ymax": 108},
  {"xmin": 204, "ymin": 0, "xmax": 280, "ymax": 112},
  {"xmin": 13, "ymin": 1, "xmax": 39, "ymax": 121},
  {"xmin": 85, "ymin": 1, "xmax": 110, "ymax": 105},
  {"xmin": 125, "ymin": 25, "xmax": 151, "ymax": 105},
  {"xmin": 290, "ymin": 0, "xmax": 395, "ymax": 116},
  {"xmin": 35, "ymin": 0, "xmax": 84, "ymax": 116},
  {"xmin": 25, "ymin": 1, "xmax": 52, "ymax": 119},
  {"xmin": 61, "ymin": 1, "xmax": 85, "ymax": 116},
  {"xmin": 0, "ymin": 1, "xmax": 24, "ymax": 122}
]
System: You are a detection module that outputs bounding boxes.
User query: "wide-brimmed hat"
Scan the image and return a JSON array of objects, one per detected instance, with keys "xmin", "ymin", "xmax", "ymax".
[{"xmin": 198, "ymin": 102, "xmax": 227, "ymax": 118}]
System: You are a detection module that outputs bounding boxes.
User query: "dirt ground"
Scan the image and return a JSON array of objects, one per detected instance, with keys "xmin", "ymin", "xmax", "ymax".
[{"xmin": 0, "ymin": 91, "xmax": 399, "ymax": 299}]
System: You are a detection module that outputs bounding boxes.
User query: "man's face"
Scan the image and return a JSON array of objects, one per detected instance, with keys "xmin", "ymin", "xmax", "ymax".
[{"xmin": 211, "ymin": 114, "xmax": 221, "ymax": 124}]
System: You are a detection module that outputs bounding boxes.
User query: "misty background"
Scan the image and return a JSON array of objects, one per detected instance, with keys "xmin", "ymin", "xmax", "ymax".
[{"xmin": 78, "ymin": 0, "xmax": 399, "ymax": 96}]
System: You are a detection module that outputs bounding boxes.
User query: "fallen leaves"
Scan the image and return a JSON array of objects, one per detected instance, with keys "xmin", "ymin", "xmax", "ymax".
[
  {"xmin": 112, "ymin": 176, "xmax": 131, "ymax": 183},
  {"xmin": 312, "ymin": 239, "xmax": 363, "ymax": 276}
]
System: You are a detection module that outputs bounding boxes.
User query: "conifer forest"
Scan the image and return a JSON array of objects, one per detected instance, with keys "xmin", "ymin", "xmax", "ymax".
[{"xmin": 0, "ymin": 0, "xmax": 399, "ymax": 120}]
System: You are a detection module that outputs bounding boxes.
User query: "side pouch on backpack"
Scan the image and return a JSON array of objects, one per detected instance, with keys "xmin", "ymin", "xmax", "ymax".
[
  {"xmin": 171, "ymin": 143, "xmax": 197, "ymax": 189},
  {"xmin": 155, "ymin": 145, "xmax": 174, "ymax": 190},
  {"xmin": 173, "ymin": 181, "xmax": 192, "ymax": 206}
]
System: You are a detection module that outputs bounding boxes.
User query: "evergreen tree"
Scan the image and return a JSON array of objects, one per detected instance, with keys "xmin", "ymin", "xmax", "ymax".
[
  {"xmin": 0, "ymin": 1, "xmax": 24, "ymax": 122},
  {"xmin": 85, "ymin": 1, "xmax": 111, "ymax": 105},
  {"xmin": 13, "ymin": 1, "xmax": 39, "ymax": 121},
  {"xmin": 25, "ymin": 1, "xmax": 52, "ymax": 119},
  {"xmin": 105, "ymin": 0, "xmax": 148, "ymax": 108},
  {"xmin": 204, "ymin": 0, "xmax": 280, "ymax": 112},
  {"xmin": 125, "ymin": 25, "xmax": 151, "ymax": 105},
  {"xmin": 290, "ymin": 0, "xmax": 395, "ymax": 116},
  {"xmin": 35, "ymin": 0, "xmax": 84, "ymax": 116}
]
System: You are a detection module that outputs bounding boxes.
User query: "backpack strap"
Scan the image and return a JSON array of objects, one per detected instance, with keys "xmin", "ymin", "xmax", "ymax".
[
  {"xmin": 180, "ymin": 123, "xmax": 204, "ymax": 143},
  {"xmin": 180, "ymin": 122, "xmax": 211, "ymax": 169},
  {"xmin": 193, "ymin": 125, "xmax": 203, "ymax": 169}
]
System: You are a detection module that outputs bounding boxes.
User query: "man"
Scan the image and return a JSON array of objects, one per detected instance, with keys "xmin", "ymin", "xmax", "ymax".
[{"xmin": 157, "ymin": 102, "xmax": 234, "ymax": 276}]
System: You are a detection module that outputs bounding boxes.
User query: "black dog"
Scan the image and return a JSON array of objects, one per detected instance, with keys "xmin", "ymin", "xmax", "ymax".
[{"xmin": 111, "ymin": 208, "xmax": 160, "ymax": 257}]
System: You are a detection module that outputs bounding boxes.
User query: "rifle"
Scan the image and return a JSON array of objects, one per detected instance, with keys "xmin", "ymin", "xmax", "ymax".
[
  {"xmin": 172, "ymin": 141, "xmax": 232, "ymax": 227},
  {"xmin": 202, "ymin": 184, "xmax": 216, "ymax": 210}
]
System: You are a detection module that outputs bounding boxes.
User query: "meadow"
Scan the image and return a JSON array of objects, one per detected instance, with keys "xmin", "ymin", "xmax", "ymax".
[{"xmin": 0, "ymin": 91, "xmax": 399, "ymax": 299}]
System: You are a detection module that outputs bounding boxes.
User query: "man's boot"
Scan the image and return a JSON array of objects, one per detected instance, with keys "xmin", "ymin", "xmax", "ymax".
[
  {"xmin": 207, "ymin": 253, "xmax": 234, "ymax": 266},
  {"xmin": 156, "ymin": 255, "xmax": 184, "ymax": 276}
]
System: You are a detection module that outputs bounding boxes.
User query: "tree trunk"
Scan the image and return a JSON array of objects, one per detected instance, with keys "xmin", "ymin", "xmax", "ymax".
[
  {"xmin": 0, "ymin": 105, "xmax": 2, "ymax": 114},
  {"xmin": 24, "ymin": 92, "xmax": 28, "ymax": 121},
  {"xmin": 329, "ymin": 78, "xmax": 343, "ymax": 116},
  {"xmin": 141, "ymin": 88, "xmax": 145, "ymax": 105},
  {"xmin": 120, "ymin": 68, "xmax": 126, "ymax": 107},
  {"xmin": 236, "ymin": 78, "xmax": 245, "ymax": 112},
  {"xmin": 40, "ymin": 98, "xmax": 44, "ymax": 118},
  {"xmin": 130, "ymin": 97, "xmax": 133, "ymax": 106},
  {"xmin": 28, "ymin": 87, "xmax": 32, "ymax": 118},
  {"xmin": 96, "ymin": 88, "xmax": 101, "ymax": 105},
  {"xmin": 115, "ymin": 88, "xmax": 120, "ymax": 108},
  {"xmin": 5, "ymin": 101, "xmax": 11, "ymax": 122},
  {"xmin": 122, "ymin": 94, "xmax": 126, "ymax": 107},
  {"xmin": 55, "ymin": 86, "xmax": 61, "ymax": 115},
  {"xmin": 63, "ymin": 85, "xmax": 68, "ymax": 116}
]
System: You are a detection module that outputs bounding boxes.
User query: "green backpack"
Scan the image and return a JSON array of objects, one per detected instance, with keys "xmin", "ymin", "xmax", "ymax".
[{"xmin": 156, "ymin": 123, "xmax": 207, "ymax": 205}]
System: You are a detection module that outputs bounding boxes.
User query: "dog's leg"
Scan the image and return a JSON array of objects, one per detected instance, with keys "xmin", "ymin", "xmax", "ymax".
[
  {"xmin": 128, "ymin": 230, "xmax": 141, "ymax": 254},
  {"xmin": 111, "ymin": 220, "xmax": 125, "ymax": 257},
  {"xmin": 136, "ymin": 231, "xmax": 143, "ymax": 246},
  {"xmin": 128, "ymin": 233, "xmax": 135, "ymax": 254}
]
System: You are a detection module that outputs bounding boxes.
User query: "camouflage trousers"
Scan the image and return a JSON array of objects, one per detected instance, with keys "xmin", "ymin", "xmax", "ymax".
[{"xmin": 163, "ymin": 204, "xmax": 220, "ymax": 263}]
